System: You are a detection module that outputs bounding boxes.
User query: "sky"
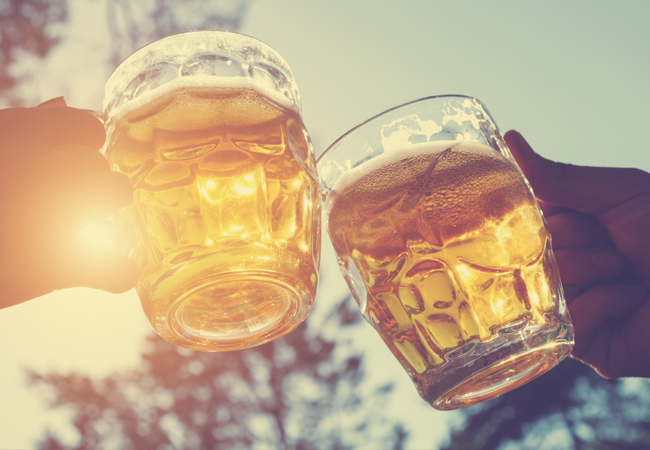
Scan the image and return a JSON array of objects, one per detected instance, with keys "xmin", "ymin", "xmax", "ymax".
[{"xmin": 1, "ymin": 0, "xmax": 650, "ymax": 449}]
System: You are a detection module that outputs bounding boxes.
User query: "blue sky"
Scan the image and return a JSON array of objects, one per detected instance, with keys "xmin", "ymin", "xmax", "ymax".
[{"xmin": 0, "ymin": 1, "xmax": 649, "ymax": 449}]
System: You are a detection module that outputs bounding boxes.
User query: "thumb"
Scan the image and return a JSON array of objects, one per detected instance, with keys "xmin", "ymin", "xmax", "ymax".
[
  {"xmin": 504, "ymin": 130, "xmax": 650, "ymax": 216},
  {"xmin": 38, "ymin": 97, "xmax": 67, "ymax": 107}
]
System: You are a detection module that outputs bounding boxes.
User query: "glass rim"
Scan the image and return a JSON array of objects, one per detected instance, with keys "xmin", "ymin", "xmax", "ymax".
[
  {"xmin": 317, "ymin": 94, "xmax": 489, "ymax": 165},
  {"xmin": 103, "ymin": 29, "xmax": 295, "ymax": 112}
]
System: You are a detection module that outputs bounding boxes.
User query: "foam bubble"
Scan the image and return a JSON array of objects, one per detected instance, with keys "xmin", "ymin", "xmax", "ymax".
[
  {"xmin": 115, "ymin": 75, "xmax": 298, "ymax": 122},
  {"xmin": 325, "ymin": 140, "xmax": 501, "ymax": 217}
]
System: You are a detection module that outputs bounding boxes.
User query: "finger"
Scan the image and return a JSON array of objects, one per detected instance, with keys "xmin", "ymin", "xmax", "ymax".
[
  {"xmin": 554, "ymin": 246, "xmax": 626, "ymax": 285},
  {"xmin": 32, "ymin": 106, "xmax": 106, "ymax": 148},
  {"xmin": 0, "ymin": 267, "xmax": 58, "ymax": 308},
  {"xmin": 569, "ymin": 283, "xmax": 649, "ymax": 378},
  {"xmin": 570, "ymin": 283, "xmax": 647, "ymax": 345},
  {"xmin": 538, "ymin": 199, "xmax": 571, "ymax": 218},
  {"xmin": 48, "ymin": 237, "xmax": 139, "ymax": 293},
  {"xmin": 30, "ymin": 144, "xmax": 110, "ymax": 184},
  {"xmin": 59, "ymin": 251, "xmax": 140, "ymax": 294},
  {"xmin": 546, "ymin": 211, "xmax": 612, "ymax": 249},
  {"xmin": 38, "ymin": 97, "xmax": 67, "ymax": 107},
  {"xmin": 562, "ymin": 284, "xmax": 590, "ymax": 302},
  {"xmin": 505, "ymin": 130, "xmax": 650, "ymax": 216},
  {"xmin": 57, "ymin": 171, "xmax": 133, "ymax": 224},
  {"xmin": 0, "ymin": 106, "xmax": 105, "ymax": 150}
]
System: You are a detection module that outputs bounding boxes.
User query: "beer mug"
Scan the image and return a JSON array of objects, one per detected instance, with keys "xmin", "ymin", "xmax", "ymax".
[
  {"xmin": 318, "ymin": 96, "xmax": 574, "ymax": 410},
  {"xmin": 102, "ymin": 31, "xmax": 321, "ymax": 351}
]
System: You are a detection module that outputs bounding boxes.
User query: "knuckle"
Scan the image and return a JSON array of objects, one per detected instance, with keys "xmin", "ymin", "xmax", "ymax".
[
  {"xmin": 626, "ymin": 167, "xmax": 650, "ymax": 186},
  {"xmin": 553, "ymin": 162, "xmax": 579, "ymax": 184}
]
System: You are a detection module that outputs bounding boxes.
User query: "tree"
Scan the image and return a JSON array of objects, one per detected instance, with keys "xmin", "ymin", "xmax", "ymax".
[
  {"xmin": 29, "ymin": 296, "xmax": 406, "ymax": 450},
  {"xmin": 441, "ymin": 358, "xmax": 650, "ymax": 450},
  {"xmin": 105, "ymin": 0, "xmax": 252, "ymax": 68},
  {"xmin": 0, "ymin": 0, "xmax": 252, "ymax": 107},
  {"xmin": 0, "ymin": 0, "xmax": 68, "ymax": 106}
]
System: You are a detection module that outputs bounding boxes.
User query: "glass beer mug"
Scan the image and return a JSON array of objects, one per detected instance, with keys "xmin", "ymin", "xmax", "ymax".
[
  {"xmin": 317, "ymin": 96, "xmax": 574, "ymax": 410},
  {"xmin": 102, "ymin": 31, "xmax": 321, "ymax": 352}
]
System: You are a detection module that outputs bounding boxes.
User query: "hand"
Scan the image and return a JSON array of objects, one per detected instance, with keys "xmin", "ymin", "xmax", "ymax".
[
  {"xmin": 505, "ymin": 130, "xmax": 650, "ymax": 379},
  {"xmin": 0, "ymin": 98, "xmax": 138, "ymax": 309}
]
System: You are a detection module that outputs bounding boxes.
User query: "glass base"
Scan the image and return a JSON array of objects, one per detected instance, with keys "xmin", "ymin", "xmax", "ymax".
[
  {"xmin": 152, "ymin": 271, "xmax": 312, "ymax": 352},
  {"xmin": 415, "ymin": 318, "xmax": 574, "ymax": 410}
]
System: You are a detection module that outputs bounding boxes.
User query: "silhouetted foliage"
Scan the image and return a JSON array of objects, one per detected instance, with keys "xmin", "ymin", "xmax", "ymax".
[
  {"xmin": 441, "ymin": 358, "xmax": 650, "ymax": 450},
  {"xmin": 106, "ymin": 0, "xmax": 252, "ymax": 68},
  {"xmin": 0, "ymin": 0, "xmax": 68, "ymax": 106},
  {"xmin": 29, "ymin": 297, "xmax": 405, "ymax": 449},
  {"xmin": 0, "ymin": 0, "xmax": 252, "ymax": 106}
]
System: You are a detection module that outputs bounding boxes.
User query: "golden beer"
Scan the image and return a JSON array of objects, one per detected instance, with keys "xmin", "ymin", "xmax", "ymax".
[
  {"xmin": 325, "ymin": 139, "xmax": 573, "ymax": 408},
  {"xmin": 105, "ymin": 77, "xmax": 320, "ymax": 351}
]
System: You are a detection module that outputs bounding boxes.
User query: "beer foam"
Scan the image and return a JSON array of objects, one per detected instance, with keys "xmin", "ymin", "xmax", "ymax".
[
  {"xmin": 114, "ymin": 74, "xmax": 298, "ymax": 121},
  {"xmin": 325, "ymin": 140, "xmax": 501, "ymax": 214},
  {"xmin": 380, "ymin": 115, "xmax": 443, "ymax": 152},
  {"xmin": 337, "ymin": 140, "xmax": 501, "ymax": 189}
]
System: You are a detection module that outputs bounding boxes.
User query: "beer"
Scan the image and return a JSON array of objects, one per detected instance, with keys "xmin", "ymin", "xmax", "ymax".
[
  {"xmin": 105, "ymin": 77, "xmax": 320, "ymax": 351},
  {"xmin": 325, "ymin": 140, "xmax": 573, "ymax": 407}
]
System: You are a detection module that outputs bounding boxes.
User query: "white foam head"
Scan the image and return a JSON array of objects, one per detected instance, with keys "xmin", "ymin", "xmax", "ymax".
[
  {"xmin": 115, "ymin": 75, "xmax": 298, "ymax": 122},
  {"xmin": 324, "ymin": 140, "xmax": 500, "ymax": 215},
  {"xmin": 103, "ymin": 31, "xmax": 301, "ymax": 120}
]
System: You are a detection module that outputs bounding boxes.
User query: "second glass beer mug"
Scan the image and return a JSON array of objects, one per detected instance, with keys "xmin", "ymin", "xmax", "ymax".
[
  {"xmin": 102, "ymin": 31, "xmax": 320, "ymax": 351},
  {"xmin": 318, "ymin": 96, "xmax": 574, "ymax": 410}
]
